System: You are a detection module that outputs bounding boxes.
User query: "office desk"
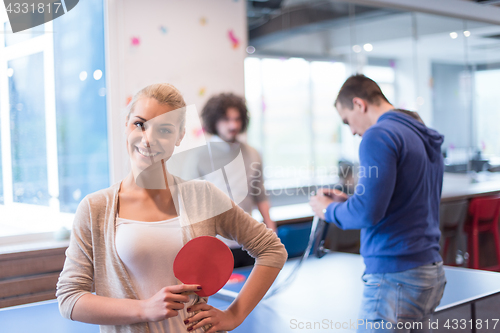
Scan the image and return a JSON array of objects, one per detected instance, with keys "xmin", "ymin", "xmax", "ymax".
[
  {"xmin": 2, "ymin": 253, "xmax": 500, "ymax": 333},
  {"xmin": 440, "ymin": 172, "xmax": 500, "ymax": 202},
  {"xmin": 256, "ymin": 172, "xmax": 500, "ymax": 225}
]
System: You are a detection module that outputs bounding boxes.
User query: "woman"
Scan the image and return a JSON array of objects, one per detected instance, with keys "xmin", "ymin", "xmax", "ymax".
[{"xmin": 56, "ymin": 83, "xmax": 287, "ymax": 333}]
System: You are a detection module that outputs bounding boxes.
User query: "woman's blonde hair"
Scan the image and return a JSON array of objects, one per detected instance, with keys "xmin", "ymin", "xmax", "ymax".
[{"xmin": 127, "ymin": 83, "xmax": 187, "ymax": 131}]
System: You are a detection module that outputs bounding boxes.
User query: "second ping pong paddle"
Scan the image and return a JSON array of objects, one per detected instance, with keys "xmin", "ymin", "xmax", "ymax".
[{"xmin": 173, "ymin": 236, "xmax": 234, "ymax": 297}]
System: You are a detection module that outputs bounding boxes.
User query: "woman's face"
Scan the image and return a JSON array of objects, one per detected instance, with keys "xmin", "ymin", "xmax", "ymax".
[{"xmin": 125, "ymin": 97, "xmax": 185, "ymax": 172}]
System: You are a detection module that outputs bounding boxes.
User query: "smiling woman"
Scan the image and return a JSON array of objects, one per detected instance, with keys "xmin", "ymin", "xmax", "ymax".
[
  {"xmin": 56, "ymin": 82, "xmax": 287, "ymax": 333},
  {"xmin": 124, "ymin": 85, "xmax": 187, "ymax": 192}
]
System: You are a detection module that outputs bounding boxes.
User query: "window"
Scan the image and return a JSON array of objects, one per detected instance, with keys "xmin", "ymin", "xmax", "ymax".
[
  {"xmin": 0, "ymin": 0, "xmax": 108, "ymax": 238},
  {"xmin": 475, "ymin": 69, "xmax": 500, "ymax": 157},
  {"xmin": 246, "ymin": 1, "xmax": 500, "ymax": 181},
  {"xmin": 244, "ymin": 56, "xmax": 394, "ymax": 188}
]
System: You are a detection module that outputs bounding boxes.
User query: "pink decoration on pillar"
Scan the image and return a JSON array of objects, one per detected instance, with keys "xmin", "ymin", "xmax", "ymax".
[
  {"xmin": 228, "ymin": 30, "xmax": 240, "ymax": 49},
  {"xmin": 131, "ymin": 37, "xmax": 141, "ymax": 46}
]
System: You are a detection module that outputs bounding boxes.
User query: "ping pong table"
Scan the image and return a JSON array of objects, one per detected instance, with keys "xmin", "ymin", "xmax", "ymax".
[{"xmin": 2, "ymin": 253, "xmax": 500, "ymax": 333}]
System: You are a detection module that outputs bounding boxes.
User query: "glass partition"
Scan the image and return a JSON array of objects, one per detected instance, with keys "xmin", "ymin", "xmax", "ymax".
[{"xmin": 245, "ymin": 1, "xmax": 500, "ymax": 193}]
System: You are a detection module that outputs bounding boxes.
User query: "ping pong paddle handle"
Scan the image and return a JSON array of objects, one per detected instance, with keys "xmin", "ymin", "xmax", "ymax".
[
  {"xmin": 186, "ymin": 310, "xmax": 212, "ymax": 332},
  {"xmin": 185, "ymin": 297, "xmax": 212, "ymax": 332},
  {"xmin": 177, "ymin": 286, "xmax": 203, "ymax": 297}
]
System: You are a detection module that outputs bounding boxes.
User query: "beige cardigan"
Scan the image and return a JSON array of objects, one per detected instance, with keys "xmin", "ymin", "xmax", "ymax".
[{"xmin": 56, "ymin": 178, "xmax": 287, "ymax": 333}]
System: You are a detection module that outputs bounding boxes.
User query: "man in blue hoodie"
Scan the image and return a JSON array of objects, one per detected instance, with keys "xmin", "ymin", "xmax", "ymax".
[{"xmin": 310, "ymin": 75, "xmax": 446, "ymax": 332}]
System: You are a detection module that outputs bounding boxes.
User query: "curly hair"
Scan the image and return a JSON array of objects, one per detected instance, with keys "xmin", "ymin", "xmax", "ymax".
[{"xmin": 201, "ymin": 93, "xmax": 250, "ymax": 135}]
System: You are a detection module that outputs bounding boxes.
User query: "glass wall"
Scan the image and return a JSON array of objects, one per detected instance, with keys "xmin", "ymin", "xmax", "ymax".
[
  {"xmin": 475, "ymin": 69, "xmax": 500, "ymax": 157},
  {"xmin": 245, "ymin": 1, "xmax": 500, "ymax": 192},
  {"xmin": 0, "ymin": 0, "xmax": 108, "ymax": 237}
]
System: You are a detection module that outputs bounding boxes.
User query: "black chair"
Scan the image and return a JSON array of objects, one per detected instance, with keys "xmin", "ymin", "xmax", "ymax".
[{"xmin": 323, "ymin": 223, "xmax": 360, "ymax": 254}]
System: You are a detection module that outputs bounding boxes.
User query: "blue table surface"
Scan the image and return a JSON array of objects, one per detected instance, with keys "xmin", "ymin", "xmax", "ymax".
[{"xmin": 2, "ymin": 253, "xmax": 500, "ymax": 333}]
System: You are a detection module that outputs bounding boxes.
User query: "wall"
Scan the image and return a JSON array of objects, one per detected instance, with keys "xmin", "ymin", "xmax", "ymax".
[
  {"xmin": 0, "ymin": 244, "xmax": 67, "ymax": 308},
  {"xmin": 432, "ymin": 62, "xmax": 471, "ymax": 150},
  {"xmin": 105, "ymin": 0, "xmax": 247, "ymax": 183}
]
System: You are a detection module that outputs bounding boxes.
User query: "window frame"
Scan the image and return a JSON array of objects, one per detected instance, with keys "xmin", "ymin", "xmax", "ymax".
[
  {"xmin": 0, "ymin": 2, "xmax": 115, "ymax": 244},
  {"xmin": 0, "ymin": 19, "xmax": 65, "ymax": 241}
]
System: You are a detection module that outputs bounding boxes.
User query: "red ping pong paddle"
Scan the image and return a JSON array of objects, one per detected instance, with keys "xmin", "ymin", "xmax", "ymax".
[{"xmin": 173, "ymin": 236, "xmax": 234, "ymax": 297}]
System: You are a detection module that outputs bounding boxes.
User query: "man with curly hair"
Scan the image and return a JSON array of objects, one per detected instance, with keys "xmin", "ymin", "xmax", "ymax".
[{"xmin": 184, "ymin": 93, "xmax": 276, "ymax": 267}]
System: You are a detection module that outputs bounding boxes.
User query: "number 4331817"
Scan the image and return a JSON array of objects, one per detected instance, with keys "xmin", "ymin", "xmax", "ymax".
[
  {"xmin": 444, "ymin": 319, "xmax": 499, "ymax": 330},
  {"xmin": 5, "ymin": 2, "xmax": 62, "ymax": 14}
]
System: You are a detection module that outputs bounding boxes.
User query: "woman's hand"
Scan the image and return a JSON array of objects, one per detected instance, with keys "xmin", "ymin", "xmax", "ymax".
[
  {"xmin": 139, "ymin": 284, "xmax": 201, "ymax": 322},
  {"xmin": 184, "ymin": 303, "xmax": 240, "ymax": 332}
]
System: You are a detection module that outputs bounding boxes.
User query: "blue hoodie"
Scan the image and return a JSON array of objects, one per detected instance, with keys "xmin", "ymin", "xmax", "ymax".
[{"xmin": 324, "ymin": 111, "xmax": 444, "ymax": 274}]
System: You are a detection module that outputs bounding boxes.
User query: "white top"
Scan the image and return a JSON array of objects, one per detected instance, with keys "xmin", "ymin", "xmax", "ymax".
[{"xmin": 115, "ymin": 216, "xmax": 203, "ymax": 333}]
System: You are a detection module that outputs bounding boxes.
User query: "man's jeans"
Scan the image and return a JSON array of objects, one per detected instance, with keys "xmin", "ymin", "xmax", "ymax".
[{"xmin": 357, "ymin": 262, "xmax": 446, "ymax": 333}]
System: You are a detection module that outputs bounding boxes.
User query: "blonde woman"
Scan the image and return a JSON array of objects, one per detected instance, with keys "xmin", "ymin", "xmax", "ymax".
[{"xmin": 56, "ymin": 83, "xmax": 287, "ymax": 333}]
